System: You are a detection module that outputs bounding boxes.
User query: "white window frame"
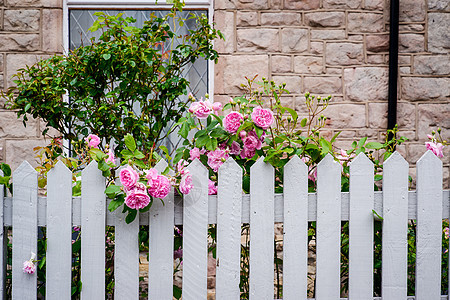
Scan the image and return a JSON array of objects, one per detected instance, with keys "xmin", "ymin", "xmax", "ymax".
[{"xmin": 62, "ymin": 0, "xmax": 215, "ymax": 99}]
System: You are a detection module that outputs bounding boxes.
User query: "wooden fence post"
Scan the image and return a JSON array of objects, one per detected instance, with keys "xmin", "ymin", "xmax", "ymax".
[
  {"xmin": 12, "ymin": 161, "xmax": 38, "ymax": 300},
  {"xmin": 46, "ymin": 161, "xmax": 72, "ymax": 300}
]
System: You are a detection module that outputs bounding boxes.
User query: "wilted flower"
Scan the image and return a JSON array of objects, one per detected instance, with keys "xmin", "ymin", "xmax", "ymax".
[{"xmin": 23, "ymin": 252, "xmax": 36, "ymax": 274}]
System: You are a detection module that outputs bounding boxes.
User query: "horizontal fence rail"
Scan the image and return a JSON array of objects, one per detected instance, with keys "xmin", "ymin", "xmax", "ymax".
[{"xmin": 0, "ymin": 151, "xmax": 448, "ymax": 300}]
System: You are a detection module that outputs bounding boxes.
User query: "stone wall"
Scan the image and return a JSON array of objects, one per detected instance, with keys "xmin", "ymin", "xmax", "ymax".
[
  {"xmin": 0, "ymin": 0, "xmax": 63, "ymax": 171},
  {"xmin": 0, "ymin": 0, "xmax": 448, "ymax": 180},
  {"xmin": 214, "ymin": 0, "xmax": 450, "ymax": 185}
]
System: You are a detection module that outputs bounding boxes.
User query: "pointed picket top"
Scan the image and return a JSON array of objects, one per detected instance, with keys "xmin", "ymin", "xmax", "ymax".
[
  {"xmin": 350, "ymin": 152, "xmax": 373, "ymax": 168},
  {"xmin": 220, "ymin": 156, "xmax": 241, "ymax": 171},
  {"xmin": 83, "ymin": 160, "xmax": 100, "ymax": 174},
  {"xmin": 383, "ymin": 151, "xmax": 408, "ymax": 168},
  {"xmin": 187, "ymin": 158, "xmax": 208, "ymax": 174},
  {"xmin": 155, "ymin": 159, "xmax": 168, "ymax": 172},
  {"xmin": 250, "ymin": 155, "xmax": 273, "ymax": 172},
  {"xmin": 49, "ymin": 160, "xmax": 71, "ymax": 177},
  {"xmin": 317, "ymin": 153, "xmax": 340, "ymax": 168},
  {"xmin": 417, "ymin": 150, "xmax": 442, "ymax": 167},
  {"xmin": 285, "ymin": 154, "xmax": 308, "ymax": 172},
  {"xmin": 13, "ymin": 160, "xmax": 36, "ymax": 176}
]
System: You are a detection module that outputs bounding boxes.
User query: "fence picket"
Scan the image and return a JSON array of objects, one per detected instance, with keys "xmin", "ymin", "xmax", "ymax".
[
  {"xmin": 81, "ymin": 161, "xmax": 106, "ymax": 300},
  {"xmin": 216, "ymin": 158, "xmax": 242, "ymax": 300},
  {"xmin": 283, "ymin": 155, "xmax": 308, "ymax": 300},
  {"xmin": 182, "ymin": 159, "xmax": 209, "ymax": 300},
  {"xmin": 0, "ymin": 170, "xmax": 5, "ymax": 300},
  {"xmin": 46, "ymin": 161, "xmax": 72, "ymax": 300},
  {"xmin": 148, "ymin": 160, "xmax": 174, "ymax": 300},
  {"xmin": 114, "ymin": 166, "xmax": 139, "ymax": 300},
  {"xmin": 249, "ymin": 157, "xmax": 274, "ymax": 300},
  {"xmin": 316, "ymin": 154, "xmax": 341, "ymax": 300},
  {"xmin": 416, "ymin": 151, "xmax": 442, "ymax": 299},
  {"xmin": 382, "ymin": 151, "xmax": 409, "ymax": 299},
  {"xmin": 348, "ymin": 153, "xmax": 374, "ymax": 299},
  {"xmin": 12, "ymin": 161, "xmax": 38, "ymax": 300}
]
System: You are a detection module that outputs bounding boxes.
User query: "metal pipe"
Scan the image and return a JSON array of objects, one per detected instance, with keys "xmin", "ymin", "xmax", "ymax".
[{"xmin": 388, "ymin": 0, "xmax": 399, "ymax": 135}]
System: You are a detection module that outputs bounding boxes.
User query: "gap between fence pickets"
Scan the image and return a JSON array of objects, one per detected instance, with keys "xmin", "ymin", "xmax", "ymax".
[{"xmin": 2, "ymin": 190, "xmax": 449, "ymax": 226}]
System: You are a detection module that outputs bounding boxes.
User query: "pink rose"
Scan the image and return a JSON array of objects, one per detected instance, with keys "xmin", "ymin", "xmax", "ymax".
[
  {"xmin": 208, "ymin": 179, "xmax": 217, "ymax": 195},
  {"xmin": 212, "ymin": 102, "xmax": 222, "ymax": 111},
  {"xmin": 189, "ymin": 100, "xmax": 213, "ymax": 119},
  {"xmin": 426, "ymin": 141, "xmax": 444, "ymax": 158},
  {"xmin": 174, "ymin": 247, "xmax": 183, "ymax": 259},
  {"xmin": 148, "ymin": 174, "xmax": 171, "ymax": 199},
  {"xmin": 179, "ymin": 173, "xmax": 193, "ymax": 194},
  {"xmin": 85, "ymin": 134, "xmax": 101, "ymax": 148},
  {"xmin": 190, "ymin": 148, "xmax": 202, "ymax": 160},
  {"xmin": 251, "ymin": 106, "xmax": 274, "ymax": 130},
  {"xmin": 207, "ymin": 149, "xmax": 229, "ymax": 172},
  {"xmin": 223, "ymin": 112, "xmax": 243, "ymax": 134},
  {"xmin": 125, "ymin": 189, "xmax": 151, "ymax": 209},
  {"xmin": 230, "ymin": 141, "xmax": 241, "ymax": 155},
  {"xmin": 301, "ymin": 156, "xmax": 317, "ymax": 182},
  {"xmin": 243, "ymin": 131, "xmax": 262, "ymax": 151},
  {"xmin": 177, "ymin": 159, "xmax": 189, "ymax": 175},
  {"xmin": 23, "ymin": 253, "xmax": 36, "ymax": 274},
  {"xmin": 336, "ymin": 149, "xmax": 356, "ymax": 163},
  {"xmin": 240, "ymin": 147, "xmax": 255, "ymax": 159},
  {"xmin": 105, "ymin": 149, "xmax": 115, "ymax": 164},
  {"xmin": 119, "ymin": 166, "xmax": 139, "ymax": 189}
]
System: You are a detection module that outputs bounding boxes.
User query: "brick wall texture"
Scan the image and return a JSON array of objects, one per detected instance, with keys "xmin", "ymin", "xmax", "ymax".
[{"xmin": 0, "ymin": 0, "xmax": 449, "ymax": 184}]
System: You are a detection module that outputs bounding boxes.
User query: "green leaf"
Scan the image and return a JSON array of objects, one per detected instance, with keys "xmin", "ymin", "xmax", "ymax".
[
  {"xmin": 98, "ymin": 159, "xmax": 109, "ymax": 171},
  {"xmin": 0, "ymin": 163, "xmax": 11, "ymax": 176},
  {"xmin": 372, "ymin": 209, "xmax": 384, "ymax": 221},
  {"xmin": 374, "ymin": 174, "xmax": 383, "ymax": 181},
  {"xmin": 179, "ymin": 122, "xmax": 190, "ymax": 139},
  {"xmin": 319, "ymin": 139, "xmax": 331, "ymax": 154},
  {"xmin": 89, "ymin": 148, "xmax": 107, "ymax": 161},
  {"xmin": 133, "ymin": 150, "xmax": 145, "ymax": 159},
  {"xmin": 124, "ymin": 134, "xmax": 136, "ymax": 152},
  {"xmin": 24, "ymin": 103, "xmax": 32, "ymax": 112},
  {"xmin": 105, "ymin": 184, "xmax": 121, "ymax": 195},
  {"xmin": 284, "ymin": 107, "xmax": 298, "ymax": 121},
  {"xmin": 125, "ymin": 209, "xmax": 137, "ymax": 224},
  {"xmin": 365, "ymin": 142, "xmax": 384, "ymax": 149},
  {"xmin": 0, "ymin": 176, "xmax": 11, "ymax": 185},
  {"xmin": 102, "ymin": 53, "xmax": 111, "ymax": 60},
  {"xmin": 173, "ymin": 285, "xmax": 182, "ymax": 300},
  {"xmin": 300, "ymin": 118, "xmax": 308, "ymax": 127},
  {"xmin": 196, "ymin": 134, "xmax": 210, "ymax": 148},
  {"xmin": 358, "ymin": 137, "xmax": 367, "ymax": 147},
  {"xmin": 39, "ymin": 256, "xmax": 46, "ymax": 269},
  {"xmin": 108, "ymin": 196, "xmax": 125, "ymax": 212}
]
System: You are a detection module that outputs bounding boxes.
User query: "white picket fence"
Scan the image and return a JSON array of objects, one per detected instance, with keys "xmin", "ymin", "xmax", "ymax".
[{"xmin": 0, "ymin": 151, "xmax": 449, "ymax": 299}]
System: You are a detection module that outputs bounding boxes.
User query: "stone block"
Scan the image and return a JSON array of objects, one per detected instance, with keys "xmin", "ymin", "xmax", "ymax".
[
  {"xmin": 323, "ymin": 0, "xmax": 361, "ymax": 9},
  {"xmin": 304, "ymin": 12, "xmax": 344, "ymax": 27},
  {"xmin": 293, "ymin": 56, "xmax": 323, "ymax": 74},
  {"xmin": 272, "ymin": 75, "xmax": 301, "ymax": 94},
  {"xmin": 237, "ymin": 11, "xmax": 257, "ymax": 26},
  {"xmin": 399, "ymin": 0, "xmax": 426, "ymax": 22},
  {"xmin": 270, "ymin": 0, "xmax": 282, "ymax": 9},
  {"xmin": 7, "ymin": 0, "xmax": 61, "ymax": 7},
  {"xmin": 399, "ymin": 24, "xmax": 424, "ymax": 32},
  {"xmin": 413, "ymin": 55, "xmax": 450, "ymax": 75},
  {"xmin": 366, "ymin": 34, "xmax": 389, "ymax": 52},
  {"xmin": 326, "ymin": 67, "xmax": 341, "ymax": 75},
  {"xmin": 260, "ymin": 12, "xmax": 301, "ymax": 26},
  {"xmin": 281, "ymin": 28, "xmax": 308, "ymax": 53},
  {"xmin": 237, "ymin": 28, "xmax": 279, "ymax": 52},
  {"xmin": 303, "ymin": 76, "xmax": 342, "ymax": 94},
  {"xmin": 344, "ymin": 67, "xmax": 388, "ymax": 101},
  {"xmin": 4, "ymin": 10, "xmax": 40, "ymax": 31},
  {"xmin": 428, "ymin": 13, "xmax": 450, "ymax": 54},
  {"xmin": 0, "ymin": 75, "xmax": 3, "ymax": 89},
  {"xmin": 0, "ymin": 55, "xmax": 3, "ymax": 70},
  {"xmin": 368, "ymin": 102, "xmax": 415, "ymax": 129},
  {"xmin": 401, "ymin": 77, "xmax": 449, "ymax": 101},
  {"xmin": 365, "ymin": 0, "xmax": 384, "ymax": 10},
  {"xmin": 311, "ymin": 29, "xmax": 345, "ymax": 40},
  {"xmin": 0, "ymin": 34, "xmax": 39, "ymax": 52},
  {"xmin": 215, "ymin": 55, "xmax": 269, "ymax": 94},
  {"xmin": 284, "ymin": 0, "xmax": 319, "ymax": 10},
  {"xmin": 234, "ymin": 0, "xmax": 269, "ymax": 9},
  {"xmin": 399, "ymin": 66, "xmax": 410, "ymax": 74},
  {"xmin": 417, "ymin": 104, "xmax": 450, "ymax": 142},
  {"xmin": 214, "ymin": 11, "xmax": 235, "ymax": 54},
  {"xmin": 399, "ymin": 55, "xmax": 411, "ymax": 65},
  {"xmin": 43, "ymin": 9, "xmax": 63, "ymax": 53},
  {"xmin": 367, "ymin": 54, "xmax": 385, "ymax": 64},
  {"xmin": 348, "ymin": 13, "xmax": 384, "ymax": 33},
  {"xmin": 5, "ymin": 139, "xmax": 49, "ymax": 171},
  {"xmin": 324, "ymin": 103, "xmax": 366, "ymax": 128},
  {"xmin": 310, "ymin": 42, "xmax": 323, "ymax": 55},
  {"xmin": 0, "ymin": 112, "xmax": 38, "ymax": 138},
  {"xmin": 271, "ymin": 55, "xmax": 291, "ymax": 73},
  {"xmin": 6, "ymin": 54, "xmax": 49, "ymax": 88},
  {"xmin": 214, "ymin": 0, "xmax": 236, "ymax": 9},
  {"xmin": 428, "ymin": 0, "xmax": 450, "ymax": 10},
  {"xmin": 356, "ymin": 129, "xmax": 379, "ymax": 138},
  {"xmin": 399, "ymin": 33, "xmax": 424, "ymax": 53},
  {"xmin": 326, "ymin": 42, "xmax": 364, "ymax": 65},
  {"xmin": 348, "ymin": 34, "xmax": 364, "ymax": 41}
]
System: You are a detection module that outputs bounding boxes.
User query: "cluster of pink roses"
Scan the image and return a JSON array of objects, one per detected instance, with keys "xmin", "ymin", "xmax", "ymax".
[
  {"xmin": 426, "ymin": 134, "xmax": 444, "ymax": 158},
  {"xmin": 119, "ymin": 164, "xmax": 193, "ymax": 210},
  {"xmin": 188, "ymin": 94, "xmax": 222, "ymax": 119}
]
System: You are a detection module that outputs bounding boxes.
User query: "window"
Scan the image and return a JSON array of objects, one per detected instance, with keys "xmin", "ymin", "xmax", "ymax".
[{"xmin": 63, "ymin": 0, "xmax": 213, "ymax": 152}]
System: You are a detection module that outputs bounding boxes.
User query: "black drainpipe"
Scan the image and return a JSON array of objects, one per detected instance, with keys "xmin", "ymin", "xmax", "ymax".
[{"xmin": 388, "ymin": 0, "xmax": 399, "ymax": 141}]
